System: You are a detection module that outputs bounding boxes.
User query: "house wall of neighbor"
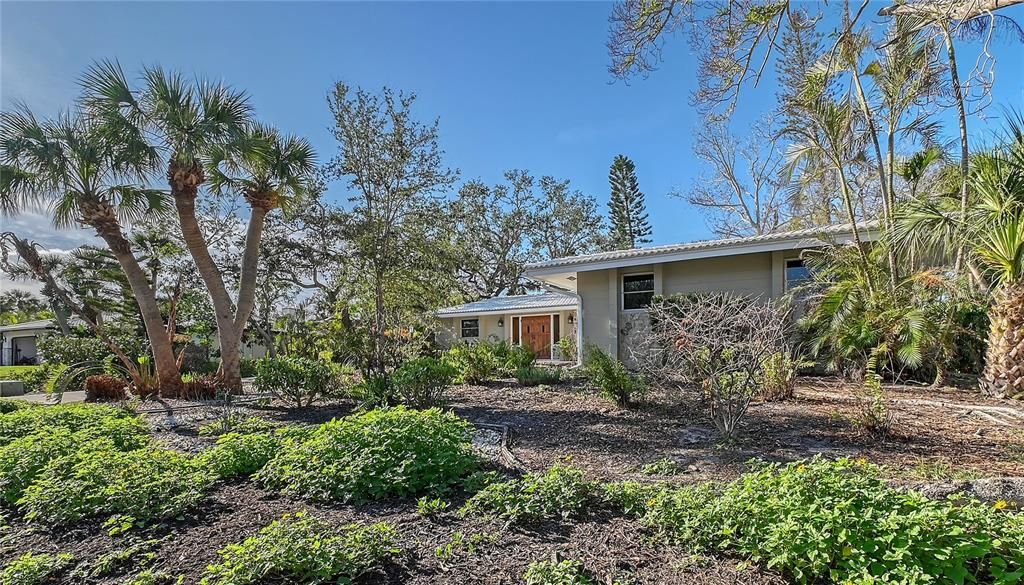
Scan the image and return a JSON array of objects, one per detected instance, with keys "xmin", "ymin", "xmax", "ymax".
[{"xmin": 575, "ymin": 249, "xmax": 806, "ymax": 363}]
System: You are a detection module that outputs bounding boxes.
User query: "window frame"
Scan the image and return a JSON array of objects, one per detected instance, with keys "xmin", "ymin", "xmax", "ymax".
[
  {"xmin": 621, "ymin": 272, "xmax": 655, "ymax": 312},
  {"xmin": 784, "ymin": 258, "xmax": 811, "ymax": 291},
  {"xmin": 460, "ymin": 318, "xmax": 480, "ymax": 339}
]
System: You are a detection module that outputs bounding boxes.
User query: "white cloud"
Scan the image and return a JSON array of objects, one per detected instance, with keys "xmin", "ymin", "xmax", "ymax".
[{"xmin": 1, "ymin": 211, "xmax": 96, "ymax": 299}]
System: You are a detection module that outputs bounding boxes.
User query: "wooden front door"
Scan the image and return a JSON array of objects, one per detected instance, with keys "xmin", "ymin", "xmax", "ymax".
[{"xmin": 521, "ymin": 315, "xmax": 551, "ymax": 359}]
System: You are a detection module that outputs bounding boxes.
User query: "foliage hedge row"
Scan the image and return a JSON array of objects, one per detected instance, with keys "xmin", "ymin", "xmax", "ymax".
[{"xmin": 0, "ymin": 366, "xmax": 53, "ymax": 394}]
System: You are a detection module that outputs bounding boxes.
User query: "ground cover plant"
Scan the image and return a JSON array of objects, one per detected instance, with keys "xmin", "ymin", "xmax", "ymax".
[
  {"xmin": 0, "ymin": 552, "xmax": 75, "ymax": 585},
  {"xmin": 0, "ymin": 366, "xmax": 52, "ymax": 395},
  {"xmin": 641, "ymin": 457, "xmax": 1024, "ymax": 584},
  {"xmin": 197, "ymin": 432, "xmax": 281, "ymax": 479},
  {"xmin": 515, "ymin": 365, "xmax": 562, "ymax": 386},
  {"xmin": 523, "ymin": 559, "xmax": 599, "ymax": 585},
  {"xmin": 259, "ymin": 406, "xmax": 478, "ymax": 503},
  {"xmin": 200, "ymin": 511, "xmax": 399, "ymax": 585},
  {"xmin": 19, "ymin": 447, "xmax": 211, "ymax": 526},
  {"xmin": 461, "ymin": 464, "xmax": 599, "ymax": 523},
  {"xmin": 0, "ymin": 403, "xmax": 143, "ymax": 445}
]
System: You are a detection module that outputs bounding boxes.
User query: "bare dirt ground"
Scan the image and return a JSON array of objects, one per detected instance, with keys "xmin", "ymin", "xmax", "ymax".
[{"xmin": 2, "ymin": 377, "xmax": 1022, "ymax": 584}]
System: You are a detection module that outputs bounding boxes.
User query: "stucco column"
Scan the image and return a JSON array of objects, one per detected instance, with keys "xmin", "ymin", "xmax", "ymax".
[{"xmin": 608, "ymin": 269, "xmax": 618, "ymax": 358}]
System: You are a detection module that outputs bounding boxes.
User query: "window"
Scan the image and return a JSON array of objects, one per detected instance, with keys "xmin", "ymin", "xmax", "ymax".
[
  {"xmin": 622, "ymin": 273, "xmax": 655, "ymax": 310},
  {"xmin": 460, "ymin": 318, "xmax": 480, "ymax": 338},
  {"xmin": 785, "ymin": 259, "xmax": 811, "ymax": 291}
]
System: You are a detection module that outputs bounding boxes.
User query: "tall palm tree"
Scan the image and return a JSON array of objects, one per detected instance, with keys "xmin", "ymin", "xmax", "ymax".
[
  {"xmin": 0, "ymin": 107, "xmax": 181, "ymax": 392},
  {"xmin": 895, "ymin": 114, "xmax": 1024, "ymax": 397},
  {"xmin": 80, "ymin": 61, "xmax": 256, "ymax": 391},
  {"xmin": 206, "ymin": 124, "xmax": 316, "ymax": 387}
]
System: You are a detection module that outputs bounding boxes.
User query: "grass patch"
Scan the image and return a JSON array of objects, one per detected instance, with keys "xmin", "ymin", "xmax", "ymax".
[
  {"xmin": 641, "ymin": 457, "xmax": 1024, "ymax": 584},
  {"xmin": 259, "ymin": 406, "xmax": 477, "ymax": 503},
  {"xmin": 200, "ymin": 511, "xmax": 399, "ymax": 585}
]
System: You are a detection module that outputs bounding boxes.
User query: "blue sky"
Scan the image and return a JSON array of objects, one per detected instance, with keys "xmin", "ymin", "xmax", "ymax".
[{"xmin": 2, "ymin": 1, "xmax": 1023, "ymax": 256}]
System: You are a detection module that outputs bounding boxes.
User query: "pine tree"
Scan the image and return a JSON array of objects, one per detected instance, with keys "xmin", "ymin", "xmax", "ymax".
[{"xmin": 607, "ymin": 154, "xmax": 652, "ymax": 249}]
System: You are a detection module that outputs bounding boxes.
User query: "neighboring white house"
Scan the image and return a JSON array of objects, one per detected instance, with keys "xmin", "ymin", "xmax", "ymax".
[
  {"xmin": 435, "ymin": 223, "xmax": 874, "ymax": 364},
  {"xmin": 0, "ymin": 319, "xmax": 55, "ymax": 366}
]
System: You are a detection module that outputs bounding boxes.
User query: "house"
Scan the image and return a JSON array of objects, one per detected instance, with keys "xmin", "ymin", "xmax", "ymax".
[
  {"xmin": 0, "ymin": 319, "xmax": 56, "ymax": 366},
  {"xmin": 434, "ymin": 224, "xmax": 874, "ymax": 364}
]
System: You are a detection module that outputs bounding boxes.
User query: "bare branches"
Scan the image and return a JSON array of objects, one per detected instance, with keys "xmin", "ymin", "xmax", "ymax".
[{"xmin": 631, "ymin": 292, "xmax": 792, "ymax": 439}]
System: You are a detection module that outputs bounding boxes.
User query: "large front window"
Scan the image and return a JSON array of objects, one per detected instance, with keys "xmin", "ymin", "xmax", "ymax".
[
  {"xmin": 623, "ymin": 273, "xmax": 655, "ymax": 310},
  {"xmin": 460, "ymin": 318, "xmax": 480, "ymax": 338},
  {"xmin": 785, "ymin": 259, "xmax": 811, "ymax": 291}
]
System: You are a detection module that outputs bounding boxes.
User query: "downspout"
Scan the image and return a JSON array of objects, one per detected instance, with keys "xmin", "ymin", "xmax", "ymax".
[{"xmin": 536, "ymin": 280, "xmax": 583, "ymax": 368}]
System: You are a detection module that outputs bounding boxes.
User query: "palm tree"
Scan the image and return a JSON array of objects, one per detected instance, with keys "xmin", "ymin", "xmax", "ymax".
[
  {"xmin": 0, "ymin": 107, "xmax": 181, "ymax": 392},
  {"xmin": 206, "ymin": 124, "xmax": 316, "ymax": 388},
  {"xmin": 80, "ymin": 61, "xmax": 256, "ymax": 391},
  {"xmin": 894, "ymin": 114, "xmax": 1024, "ymax": 397}
]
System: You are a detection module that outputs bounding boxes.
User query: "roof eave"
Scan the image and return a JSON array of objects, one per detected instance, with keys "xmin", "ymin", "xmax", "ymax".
[{"xmin": 436, "ymin": 304, "xmax": 579, "ymax": 319}]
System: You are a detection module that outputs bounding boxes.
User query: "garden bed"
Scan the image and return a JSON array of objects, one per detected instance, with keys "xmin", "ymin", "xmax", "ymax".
[{"xmin": 1, "ymin": 377, "xmax": 1021, "ymax": 584}]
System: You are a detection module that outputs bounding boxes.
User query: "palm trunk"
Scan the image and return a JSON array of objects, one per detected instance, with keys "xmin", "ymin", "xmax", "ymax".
[
  {"xmin": 173, "ymin": 191, "xmax": 242, "ymax": 392},
  {"xmin": 222, "ymin": 204, "xmax": 269, "ymax": 392},
  {"xmin": 834, "ymin": 162, "xmax": 875, "ymax": 294},
  {"xmin": 95, "ymin": 229, "xmax": 180, "ymax": 394},
  {"xmin": 980, "ymin": 282, "xmax": 1024, "ymax": 398},
  {"xmin": 944, "ymin": 27, "xmax": 971, "ymax": 277}
]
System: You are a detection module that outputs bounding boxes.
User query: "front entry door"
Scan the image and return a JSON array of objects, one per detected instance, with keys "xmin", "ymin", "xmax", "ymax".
[{"xmin": 521, "ymin": 315, "xmax": 551, "ymax": 359}]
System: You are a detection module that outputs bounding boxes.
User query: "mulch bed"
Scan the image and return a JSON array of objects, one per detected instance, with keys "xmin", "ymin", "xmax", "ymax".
[{"xmin": 2, "ymin": 377, "xmax": 1022, "ymax": 584}]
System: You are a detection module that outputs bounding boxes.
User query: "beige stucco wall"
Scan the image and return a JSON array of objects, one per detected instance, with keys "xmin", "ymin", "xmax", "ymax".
[
  {"xmin": 436, "ymin": 310, "xmax": 579, "ymax": 360},
  {"xmin": 576, "ymin": 250, "xmax": 807, "ymax": 362}
]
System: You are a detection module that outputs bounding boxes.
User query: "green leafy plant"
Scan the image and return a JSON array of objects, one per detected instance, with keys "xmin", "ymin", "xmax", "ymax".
[
  {"xmin": 70, "ymin": 538, "xmax": 160, "ymax": 579},
  {"xmin": 640, "ymin": 458, "xmax": 682, "ymax": 476},
  {"xmin": 602, "ymin": 481, "xmax": 666, "ymax": 517},
  {"xmin": 259, "ymin": 406, "xmax": 478, "ymax": 503},
  {"xmin": 0, "ymin": 365, "xmax": 54, "ymax": 394},
  {"xmin": 254, "ymin": 356, "xmax": 335, "ymax": 407},
  {"xmin": 556, "ymin": 335, "xmax": 578, "ymax": 363},
  {"xmin": 350, "ymin": 374, "xmax": 396, "ymax": 408},
  {"xmin": 200, "ymin": 511, "xmax": 400, "ymax": 585},
  {"xmin": 391, "ymin": 357, "xmax": 457, "ymax": 408},
  {"xmin": 642, "ymin": 457, "xmax": 1024, "ymax": 584},
  {"xmin": 416, "ymin": 496, "xmax": 449, "ymax": 517},
  {"xmin": 523, "ymin": 560, "xmax": 598, "ymax": 585},
  {"xmin": 583, "ymin": 346, "xmax": 644, "ymax": 406},
  {"xmin": 198, "ymin": 432, "xmax": 281, "ymax": 479},
  {"xmin": 123, "ymin": 569, "xmax": 181, "ymax": 585},
  {"xmin": 461, "ymin": 465, "xmax": 598, "ymax": 523},
  {"xmin": 0, "ymin": 399, "xmax": 34, "ymax": 414},
  {"xmin": 0, "ymin": 552, "xmax": 75, "ymax": 585},
  {"xmin": 19, "ymin": 447, "xmax": 210, "ymax": 526},
  {"xmin": 505, "ymin": 344, "xmax": 537, "ymax": 372},
  {"xmin": 444, "ymin": 342, "xmax": 500, "ymax": 384},
  {"xmin": 516, "ymin": 366, "xmax": 561, "ymax": 386},
  {"xmin": 758, "ymin": 350, "xmax": 809, "ymax": 401},
  {"xmin": 0, "ymin": 402, "xmax": 141, "ymax": 446},
  {"xmin": 434, "ymin": 530, "xmax": 497, "ymax": 560}
]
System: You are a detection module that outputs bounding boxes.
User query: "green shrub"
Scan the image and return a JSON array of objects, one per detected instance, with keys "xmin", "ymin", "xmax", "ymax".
[
  {"xmin": 350, "ymin": 374, "xmax": 396, "ymax": 408},
  {"xmin": 642, "ymin": 457, "xmax": 1024, "ymax": 584},
  {"xmin": 0, "ymin": 403, "xmax": 142, "ymax": 446},
  {"xmin": 254, "ymin": 356, "xmax": 334, "ymax": 407},
  {"xmin": 461, "ymin": 465, "xmax": 597, "ymax": 523},
  {"xmin": 391, "ymin": 357, "xmax": 457, "ymax": 408},
  {"xmin": 19, "ymin": 447, "xmax": 210, "ymax": 526},
  {"xmin": 583, "ymin": 346, "xmax": 644, "ymax": 406},
  {"xmin": 198, "ymin": 415, "xmax": 277, "ymax": 437},
  {"xmin": 556, "ymin": 335, "xmax": 578, "ymax": 362},
  {"xmin": 602, "ymin": 481, "xmax": 666, "ymax": 517},
  {"xmin": 515, "ymin": 366, "xmax": 561, "ymax": 386},
  {"xmin": 259, "ymin": 406, "xmax": 477, "ymax": 503},
  {"xmin": 523, "ymin": 560, "xmax": 597, "ymax": 585},
  {"xmin": 0, "ymin": 365, "xmax": 53, "ymax": 394},
  {"xmin": 198, "ymin": 432, "xmax": 280, "ymax": 479},
  {"xmin": 758, "ymin": 351, "xmax": 808, "ymax": 401},
  {"xmin": 238, "ymin": 358, "xmax": 260, "ymax": 378},
  {"xmin": 0, "ymin": 552, "xmax": 75, "ymax": 585},
  {"xmin": 38, "ymin": 333, "xmax": 145, "ymax": 367},
  {"xmin": 0, "ymin": 399, "xmax": 33, "ymax": 414},
  {"xmin": 200, "ymin": 511, "xmax": 399, "ymax": 585},
  {"xmin": 444, "ymin": 342, "xmax": 499, "ymax": 384},
  {"xmin": 505, "ymin": 345, "xmax": 537, "ymax": 371}
]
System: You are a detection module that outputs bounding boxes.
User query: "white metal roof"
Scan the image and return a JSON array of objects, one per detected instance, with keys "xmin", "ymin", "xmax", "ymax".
[
  {"xmin": 437, "ymin": 292, "xmax": 577, "ymax": 317},
  {"xmin": 525, "ymin": 222, "xmax": 878, "ymax": 276},
  {"xmin": 0, "ymin": 319, "xmax": 56, "ymax": 333}
]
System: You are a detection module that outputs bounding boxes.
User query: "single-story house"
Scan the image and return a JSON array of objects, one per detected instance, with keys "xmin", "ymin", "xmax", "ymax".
[
  {"xmin": 434, "ymin": 223, "xmax": 874, "ymax": 364},
  {"xmin": 0, "ymin": 319, "xmax": 55, "ymax": 366}
]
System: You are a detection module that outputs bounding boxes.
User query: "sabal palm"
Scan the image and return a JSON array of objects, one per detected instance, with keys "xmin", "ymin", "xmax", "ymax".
[
  {"xmin": 80, "ymin": 61, "xmax": 260, "ymax": 391},
  {"xmin": 895, "ymin": 115, "xmax": 1024, "ymax": 396},
  {"xmin": 0, "ymin": 107, "xmax": 180, "ymax": 390},
  {"xmin": 207, "ymin": 124, "xmax": 316, "ymax": 381}
]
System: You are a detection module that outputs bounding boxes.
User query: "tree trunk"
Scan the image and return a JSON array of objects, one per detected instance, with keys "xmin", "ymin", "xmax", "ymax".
[
  {"xmin": 173, "ymin": 191, "xmax": 242, "ymax": 392},
  {"xmin": 944, "ymin": 27, "xmax": 971, "ymax": 277},
  {"xmin": 229, "ymin": 205, "xmax": 269, "ymax": 390},
  {"xmin": 980, "ymin": 282, "xmax": 1024, "ymax": 399},
  {"xmin": 95, "ymin": 229, "xmax": 181, "ymax": 394}
]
